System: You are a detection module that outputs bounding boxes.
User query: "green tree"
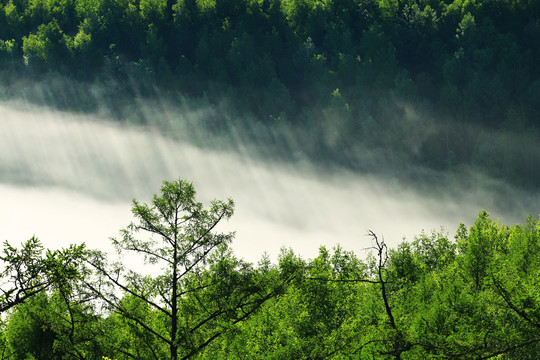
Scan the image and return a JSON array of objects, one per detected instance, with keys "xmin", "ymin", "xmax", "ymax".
[
  {"xmin": 201, "ymin": 246, "xmax": 368, "ymax": 359},
  {"xmin": 398, "ymin": 212, "xmax": 540, "ymax": 359},
  {"xmin": 4, "ymin": 290, "xmax": 105, "ymax": 360},
  {"xmin": 22, "ymin": 19, "xmax": 71, "ymax": 69},
  {"xmin": 86, "ymin": 178, "xmax": 282, "ymax": 360},
  {"xmin": 0, "ymin": 237, "xmax": 86, "ymax": 313},
  {"xmin": 5, "ymin": 293, "xmax": 57, "ymax": 360}
]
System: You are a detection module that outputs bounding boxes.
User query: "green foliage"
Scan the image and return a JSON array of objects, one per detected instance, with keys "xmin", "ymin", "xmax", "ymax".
[
  {"xmin": 6, "ymin": 293, "xmax": 57, "ymax": 360},
  {"xmin": 200, "ymin": 212, "xmax": 540, "ymax": 359},
  {"xmin": 0, "ymin": 0, "xmax": 539, "ymax": 188},
  {"xmin": 85, "ymin": 178, "xmax": 289, "ymax": 360},
  {"xmin": 201, "ymin": 246, "xmax": 367, "ymax": 359},
  {"xmin": 22, "ymin": 19, "xmax": 71, "ymax": 69},
  {"xmin": 0, "ymin": 39, "xmax": 19, "ymax": 62},
  {"xmin": 397, "ymin": 212, "xmax": 540, "ymax": 359},
  {"xmin": 1, "ymin": 177, "xmax": 540, "ymax": 360},
  {"xmin": 5, "ymin": 291, "xmax": 105, "ymax": 360},
  {"xmin": 0, "ymin": 237, "xmax": 87, "ymax": 313}
]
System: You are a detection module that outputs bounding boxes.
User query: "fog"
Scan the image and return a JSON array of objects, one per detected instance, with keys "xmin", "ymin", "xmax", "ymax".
[{"xmin": 1, "ymin": 101, "xmax": 537, "ymax": 263}]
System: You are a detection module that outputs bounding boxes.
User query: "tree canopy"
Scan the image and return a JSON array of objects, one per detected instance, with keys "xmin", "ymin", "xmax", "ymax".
[
  {"xmin": 0, "ymin": 179, "xmax": 539, "ymax": 359},
  {"xmin": 0, "ymin": 0, "xmax": 539, "ymax": 189}
]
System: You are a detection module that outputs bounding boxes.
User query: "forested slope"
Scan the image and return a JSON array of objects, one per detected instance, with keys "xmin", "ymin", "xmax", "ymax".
[
  {"xmin": 1, "ymin": 0, "xmax": 539, "ymax": 187},
  {"xmin": 1, "ymin": 180, "xmax": 540, "ymax": 359}
]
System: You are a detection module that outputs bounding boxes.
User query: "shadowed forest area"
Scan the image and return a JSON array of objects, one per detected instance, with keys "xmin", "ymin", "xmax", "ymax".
[
  {"xmin": 0, "ymin": 0, "xmax": 539, "ymax": 188},
  {"xmin": 1, "ymin": 179, "xmax": 540, "ymax": 359}
]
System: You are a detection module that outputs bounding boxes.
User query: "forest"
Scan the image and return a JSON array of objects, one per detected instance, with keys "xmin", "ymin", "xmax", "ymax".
[
  {"xmin": 0, "ymin": 0, "xmax": 539, "ymax": 188},
  {"xmin": 1, "ymin": 0, "xmax": 540, "ymax": 358},
  {"xmin": 0, "ymin": 178, "xmax": 540, "ymax": 359}
]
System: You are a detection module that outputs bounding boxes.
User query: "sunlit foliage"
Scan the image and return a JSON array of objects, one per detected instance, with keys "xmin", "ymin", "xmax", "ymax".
[{"xmin": 0, "ymin": 175, "xmax": 539, "ymax": 358}]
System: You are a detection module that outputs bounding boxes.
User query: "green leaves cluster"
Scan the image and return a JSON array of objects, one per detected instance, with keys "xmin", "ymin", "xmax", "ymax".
[
  {"xmin": 1, "ymin": 0, "xmax": 540, "ymax": 188},
  {"xmin": 1, "ymin": 179, "xmax": 539, "ymax": 359},
  {"xmin": 0, "ymin": 237, "xmax": 86, "ymax": 313},
  {"xmin": 83, "ymin": 179, "xmax": 288, "ymax": 360},
  {"xmin": 200, "ymin": 212, "xmax": 540, "ymax": 359}
]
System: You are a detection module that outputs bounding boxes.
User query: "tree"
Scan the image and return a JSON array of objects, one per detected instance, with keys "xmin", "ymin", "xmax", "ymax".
[
  {"xmin": 4, "ymin": 290, "xmax": 105, "ymax": 360},
  {"xmin": 0, "ymin": 237, "xmax": 86, "ymax": 313},
  {"xmin": 5, "ymin": 293, "xmax": 58, "ymax": 360},
  {"xmin": 198, "ymin": 246, "xmax": 369, "ymax": 359},
  {"xmin": 22, "ymin": 20, "xmax": 71, "ymax": 69},
  {"xmin": 393, "ymin": 213, "xmax": 540, "ymax": 359},
  {"xmin": 303, "ymin": 232, "xmax": 413, "ymax": 359},
  {"xmin": 366, "ymin": 230, "xmax": 412, "ymax": 359},
  {"xmin": 86, "ymin": 178, "xmax": 283, "ymax": 360}
]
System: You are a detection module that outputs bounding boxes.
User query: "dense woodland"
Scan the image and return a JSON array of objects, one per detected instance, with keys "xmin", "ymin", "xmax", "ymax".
[
  {"xmin": 1, "ymin": 178, "xmax": 540, "ymax": 359},
  {"xmin": 0, "ymin": 0, "xmax": 539, "ymax": 187}
]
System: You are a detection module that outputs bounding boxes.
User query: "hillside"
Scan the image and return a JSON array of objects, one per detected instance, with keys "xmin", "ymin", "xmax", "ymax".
[{"xmin": 1, "ymin": 0, "xmax": 539, "ymax": 187}]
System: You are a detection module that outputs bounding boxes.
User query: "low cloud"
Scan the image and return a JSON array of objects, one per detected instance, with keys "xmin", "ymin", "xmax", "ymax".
[{"xmin": 1, "ymin": 101, "xmax": 537, "ymax": 262}]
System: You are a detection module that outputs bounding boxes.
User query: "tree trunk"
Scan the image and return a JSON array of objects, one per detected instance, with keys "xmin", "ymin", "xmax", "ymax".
[{"xmin": 171, "ymin": 212, "xmax": 179, "ymax": 360}]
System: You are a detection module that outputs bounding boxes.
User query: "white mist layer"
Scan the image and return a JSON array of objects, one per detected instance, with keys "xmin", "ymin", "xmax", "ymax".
[{"xmin": 0, "ymin": 102, "xmax": 535, "ymax": 262}]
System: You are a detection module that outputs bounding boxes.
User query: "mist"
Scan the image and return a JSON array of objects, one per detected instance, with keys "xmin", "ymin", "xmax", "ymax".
[{"xmin": 1, "ymin": 100, "xmax": 538, "ymax": 263}]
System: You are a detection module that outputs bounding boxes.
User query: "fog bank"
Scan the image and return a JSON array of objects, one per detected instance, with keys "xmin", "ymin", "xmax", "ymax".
[{"xmin": 1, "ymin": 102, "xmax": 537, "ymax": 262}]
